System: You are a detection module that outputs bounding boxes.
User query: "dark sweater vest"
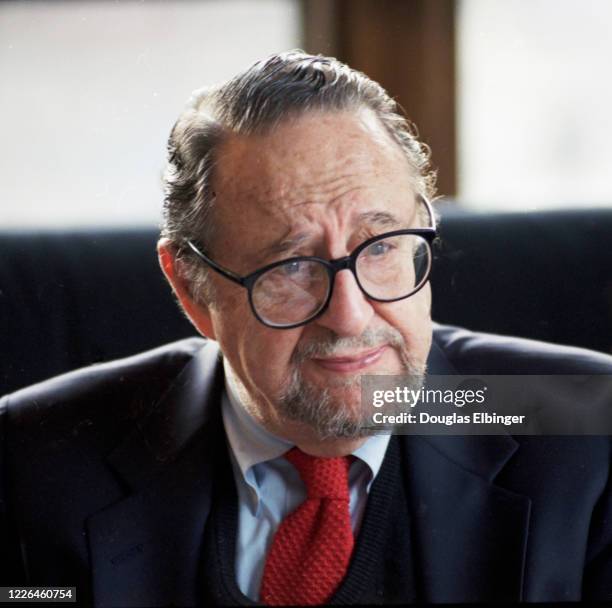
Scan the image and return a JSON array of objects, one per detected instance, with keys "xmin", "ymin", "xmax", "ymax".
[{"xmin": 200, "ymin": 436, "xmax": 419, "ymax": 606}]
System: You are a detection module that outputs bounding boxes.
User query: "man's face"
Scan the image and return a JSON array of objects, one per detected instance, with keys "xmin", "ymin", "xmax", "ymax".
[{"xmin": 194, "ymin": 108, "xmax": 432, "ymax": 445}]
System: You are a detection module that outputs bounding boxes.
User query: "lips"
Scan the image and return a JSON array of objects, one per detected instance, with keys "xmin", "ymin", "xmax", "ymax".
[{"xmin": 311, "ymin": 345, "xmax": 388, "ymax": 372}]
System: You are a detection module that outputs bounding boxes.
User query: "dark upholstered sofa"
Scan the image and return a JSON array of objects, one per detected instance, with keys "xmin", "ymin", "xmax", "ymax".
[{"xmin": 2, "ymin": 207, "xmax": 612, "ymax": 395}]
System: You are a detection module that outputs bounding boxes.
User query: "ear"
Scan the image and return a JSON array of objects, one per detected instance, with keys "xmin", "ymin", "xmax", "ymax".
[{"xmin": 157, "ymin": 238, "xmax": 217, "ymax": 340}]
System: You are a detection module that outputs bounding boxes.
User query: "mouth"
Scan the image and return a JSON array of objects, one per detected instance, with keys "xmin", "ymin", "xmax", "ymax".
[{"xmin": 311, "ymin": 345, "xmax": 388, "ymax": 373}]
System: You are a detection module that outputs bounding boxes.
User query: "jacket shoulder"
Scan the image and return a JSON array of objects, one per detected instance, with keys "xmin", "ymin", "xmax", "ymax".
[
  {"xmin": 432, "ymin": 323, "xmax": 612, "ymax": 374},
  {"xmin": 0, "ymin": 337, "xmax": 211, "ymax": 429}
]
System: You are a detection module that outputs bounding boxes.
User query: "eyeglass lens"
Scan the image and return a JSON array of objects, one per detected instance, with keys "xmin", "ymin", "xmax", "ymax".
[{"xmin": 250, "ymin": 233, "xmax": 431, "ymax": 327}]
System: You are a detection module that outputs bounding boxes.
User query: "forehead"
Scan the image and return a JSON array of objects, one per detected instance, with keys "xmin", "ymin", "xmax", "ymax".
[{"xmin": 211, "ymin": 108, "xmax": 418, "ymax": 248}]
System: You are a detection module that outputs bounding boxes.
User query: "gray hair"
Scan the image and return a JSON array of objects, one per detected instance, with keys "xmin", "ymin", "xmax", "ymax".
[{"xmin": 161, "ymin": 50, "xmax": 436, "ymax": 304}]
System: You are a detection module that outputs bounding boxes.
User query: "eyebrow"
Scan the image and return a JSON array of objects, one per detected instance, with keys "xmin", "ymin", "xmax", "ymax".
[
  {"xmin": 256, "ymin": 232, "xmax": 309, "ymax": 260},
  {"xmin": 356, "ymin": 210, "xmax": 404, "ymax": 230},
  {"xmin": 271, "ymin": 234, "xmax": 309, "ymax": 254},
  {"xmin": 254, "ymin": 210, "xmax": 408, "ymax": 261}
]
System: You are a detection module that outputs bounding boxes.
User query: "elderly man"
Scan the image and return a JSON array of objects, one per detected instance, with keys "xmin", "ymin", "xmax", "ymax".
[{"xmin": 2, "ymin": 52, "xmax": 612, "ymax": 606}]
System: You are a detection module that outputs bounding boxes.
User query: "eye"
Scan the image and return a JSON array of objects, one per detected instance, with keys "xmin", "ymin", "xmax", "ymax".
[
  {"xmin": 282, "ymin": 260, "xmax": 303, "ymax": 275},
  {"xmin": 365, "ymin": 240, "xmax": 394, "ymax": 256}
]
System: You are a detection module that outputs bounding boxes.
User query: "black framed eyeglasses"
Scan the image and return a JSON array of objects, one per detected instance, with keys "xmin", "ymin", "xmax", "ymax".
[{"xmin": 186, "ymin": 196, "xmax": 437, "ymax": 329}]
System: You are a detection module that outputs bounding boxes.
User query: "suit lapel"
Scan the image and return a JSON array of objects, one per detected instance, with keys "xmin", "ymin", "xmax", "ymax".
[
  {"xmin": 87, "ymin": 341, "xmax": 225, "ymax": 607},
  {"xmin": 409, "ymin": 338, "xmax": 531, "ymax": 602}
]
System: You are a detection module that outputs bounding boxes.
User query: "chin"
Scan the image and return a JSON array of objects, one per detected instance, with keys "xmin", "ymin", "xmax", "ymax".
[{"xmin": 278, "ymin": 373, "xmax": 371, "ymax": 440}]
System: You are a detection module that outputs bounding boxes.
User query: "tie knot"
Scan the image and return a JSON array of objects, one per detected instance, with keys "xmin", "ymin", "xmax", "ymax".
[{"xmin": 286, "ymin": 447, "xmax": 351, "ymax": 500}]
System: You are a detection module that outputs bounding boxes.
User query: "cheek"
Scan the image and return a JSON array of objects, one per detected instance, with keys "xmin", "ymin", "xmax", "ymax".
[
  {"xmin": 377, "ymin": 286, "xmax": 432, "ymax": 359},
  {"xmin": 206, "ymin": 269, "xmax": 306, "ymax": 399},
  {"xmin": 240, "ymin": 330, "xmax": 305, "ymax": 405},
  {"xmin": 216, "ymin": 307, "xmax": 304, "ymax": 393}
]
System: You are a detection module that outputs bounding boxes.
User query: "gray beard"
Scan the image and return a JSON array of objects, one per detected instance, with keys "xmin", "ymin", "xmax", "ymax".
[{"xmin": 277, "ymin": 327, "xmax": 426, "ymax": 440}]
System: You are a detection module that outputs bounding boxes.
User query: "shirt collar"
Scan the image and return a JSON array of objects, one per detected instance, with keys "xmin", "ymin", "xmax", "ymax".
[
  {"xmin": 352, "ymin": 432, "xmax": 390, "ymax": 491},
  {"xmin": 222, "ymin": 362, "xmax": 293, "ymax": 483},
  {"xmin": 221, "ymin": 359, "xmax": 391, "ymax": 498}
]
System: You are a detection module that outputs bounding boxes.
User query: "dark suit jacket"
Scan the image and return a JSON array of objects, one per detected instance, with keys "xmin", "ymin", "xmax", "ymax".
[{"xmin": 1, "ymin": 324, "xmax": 612, "ymax": 606}]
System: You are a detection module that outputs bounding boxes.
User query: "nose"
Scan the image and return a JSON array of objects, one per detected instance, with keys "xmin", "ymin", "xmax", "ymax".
[{"xmin": 314, "ymin": 268, "xmax": 374, "ymax": 336}]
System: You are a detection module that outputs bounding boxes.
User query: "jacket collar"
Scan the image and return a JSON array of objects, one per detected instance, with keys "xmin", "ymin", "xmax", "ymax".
[
  {"xmin": 106, "ymin": 339, "xmax": 224, "ymax": 491},
  {"xmin": 406, "ymin": 332, "xmax": 530, "ymax": 601},
  {"xmin": 425, "ymin": 328, "xmax": 521, "ymax": 481},
  {"xmin": 427, "ymin": 334, "xmax": 458, "ymax": 375},
  {"xmin": 88, "ymin": 339, "xmax": 225, "ymax": 607}
]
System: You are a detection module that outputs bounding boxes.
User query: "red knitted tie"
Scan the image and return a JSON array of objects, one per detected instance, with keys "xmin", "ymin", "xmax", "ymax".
[{"xmin": 259, "ymin": 447, "xmax": 354, "ymax": 606}]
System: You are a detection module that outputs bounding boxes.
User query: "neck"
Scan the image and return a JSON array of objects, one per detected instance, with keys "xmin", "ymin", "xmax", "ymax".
[
  {"xmin": 294, "ymin": 436, "xmax": 368, "ymax": 458},
  {"xmin": 263, "ymin": 416, "xmax": 368, "ymax": 457}
]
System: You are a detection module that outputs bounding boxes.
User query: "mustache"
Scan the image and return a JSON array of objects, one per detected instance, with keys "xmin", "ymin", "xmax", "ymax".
[{"xmin": 291, "ymin": 326, "xmax": 406, "ymax": 365}]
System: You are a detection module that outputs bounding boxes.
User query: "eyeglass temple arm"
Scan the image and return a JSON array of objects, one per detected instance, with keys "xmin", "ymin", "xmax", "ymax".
[
  {"xmin": 185, "ymin": 241, "xmax": 246, "ymax": 286},
  {"xmin": 419, "ymin": 194, "xmax": 437, "ymax": 231}
]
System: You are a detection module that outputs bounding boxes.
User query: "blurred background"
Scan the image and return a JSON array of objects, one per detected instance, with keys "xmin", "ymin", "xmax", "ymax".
[{"xmin": 2, "ymin": 0, "xmax": 612, "ymax": 228}]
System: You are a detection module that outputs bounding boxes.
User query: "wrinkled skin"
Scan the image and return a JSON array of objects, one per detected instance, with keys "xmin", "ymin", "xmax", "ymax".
[{"xmin": 159, "ymin": 108, "xmax": 433, "ymax": 456}]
